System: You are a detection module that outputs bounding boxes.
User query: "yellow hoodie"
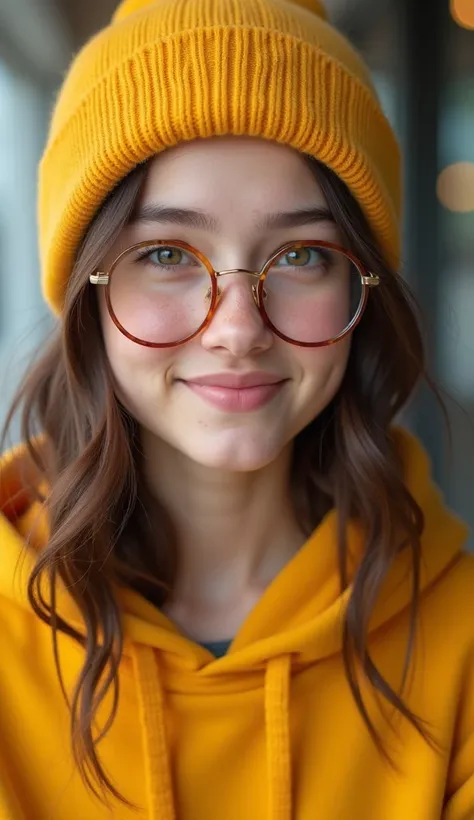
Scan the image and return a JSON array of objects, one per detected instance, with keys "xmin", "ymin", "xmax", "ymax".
[{"xmin": 0, "ymin": 428, "xmax": 473, "ymax": 820}]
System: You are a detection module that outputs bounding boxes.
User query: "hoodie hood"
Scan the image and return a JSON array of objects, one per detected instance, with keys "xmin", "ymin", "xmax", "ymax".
[{"xmin": 0, "ymin": 428, "xmax": 469, "ymax": 820}]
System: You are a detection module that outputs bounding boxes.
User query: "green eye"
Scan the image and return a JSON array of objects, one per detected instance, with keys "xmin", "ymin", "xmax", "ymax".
[{"xmin": 154, "ymin": 247, "xmax": 183, "ymax": 265}]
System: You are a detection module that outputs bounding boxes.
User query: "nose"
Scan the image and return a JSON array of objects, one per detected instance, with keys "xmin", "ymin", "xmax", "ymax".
[{"xmin": 200, "ymin": 271, "xmax": 274, "ymax": 358}]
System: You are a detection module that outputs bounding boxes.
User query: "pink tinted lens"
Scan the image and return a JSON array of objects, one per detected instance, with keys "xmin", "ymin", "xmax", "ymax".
[
  {"xmin": 262, "ymin": 245, "xmax": 362, "ymax": 343},
  {"xmin": 109, "ymin": 244, "xmax": 212, "ymax": 344}
]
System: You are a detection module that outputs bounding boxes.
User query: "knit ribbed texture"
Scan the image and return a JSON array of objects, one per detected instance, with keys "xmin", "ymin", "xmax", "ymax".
[{"xmin": 38, "ymin": 0, "xmax": 402, "ymax": 316}]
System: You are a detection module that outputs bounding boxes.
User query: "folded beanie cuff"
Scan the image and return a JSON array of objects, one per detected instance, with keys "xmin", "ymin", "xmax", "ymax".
[{"xmin": 39, "ymin": 25, "xmax": 401, "ymax": 316}]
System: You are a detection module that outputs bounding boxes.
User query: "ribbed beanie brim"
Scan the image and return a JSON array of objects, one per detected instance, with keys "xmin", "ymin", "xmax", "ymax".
[{"xmin": 38, "ymin": 0, "xmax": 401, "ymax": 315}]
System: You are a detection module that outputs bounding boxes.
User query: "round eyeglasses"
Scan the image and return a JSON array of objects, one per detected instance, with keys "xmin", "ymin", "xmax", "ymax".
[{"xmin": 89, "ymin": 239, "xmax": 380, "ymax": 348}]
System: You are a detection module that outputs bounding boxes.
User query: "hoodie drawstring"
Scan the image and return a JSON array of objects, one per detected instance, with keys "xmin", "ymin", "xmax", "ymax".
[
  {"xmin": 265, "ymin": 655, "xmax": 293, "ymax": 820},
  {"xmin": 132, "ymin": 645, "xmax": 176, "ymax": 820},
  {"xmin": 132, "ymin": 645, "xmax": 293, "ymax": 820}
]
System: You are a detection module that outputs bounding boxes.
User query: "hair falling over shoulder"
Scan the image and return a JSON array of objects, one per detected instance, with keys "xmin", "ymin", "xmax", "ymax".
[{"xmin": 0, "ymin": 158, "xmax": 443, "ymax": 804}]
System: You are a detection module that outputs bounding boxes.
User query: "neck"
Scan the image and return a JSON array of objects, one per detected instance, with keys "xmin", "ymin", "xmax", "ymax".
[{"xmin": 140, "ymin": 432, "xmax": 306, "ymax": 641}]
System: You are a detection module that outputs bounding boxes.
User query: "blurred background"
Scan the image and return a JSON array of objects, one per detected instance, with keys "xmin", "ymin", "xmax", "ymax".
[{"xmin": 0, "ymin": 0, "xmax": 473, "ymax": 542}]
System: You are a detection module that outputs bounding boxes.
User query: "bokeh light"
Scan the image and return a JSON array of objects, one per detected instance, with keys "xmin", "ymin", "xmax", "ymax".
[
  {"xmin": 450, "ymin": 0, "xmax": 474, "ymax": 29},
  {"xmin": 437, "ymin": 162, "xmax": 474, "ymax": 212}
]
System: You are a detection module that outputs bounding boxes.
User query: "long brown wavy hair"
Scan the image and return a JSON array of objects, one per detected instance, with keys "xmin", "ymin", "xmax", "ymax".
[{"xmin": 0, "ymin": 153, "xmax": 442, "ymax": 806}]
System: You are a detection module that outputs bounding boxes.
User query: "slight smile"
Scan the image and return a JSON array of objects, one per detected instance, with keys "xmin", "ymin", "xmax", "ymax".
[{"xmin": 177, "ymin": 372, "xmax": 288, "ymax": 413}]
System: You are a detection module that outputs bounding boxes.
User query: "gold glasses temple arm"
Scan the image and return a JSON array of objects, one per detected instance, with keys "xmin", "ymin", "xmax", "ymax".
[
  {"xmin": 89, "ymin": 272, "xmax": 109, "ymax": 285},
  {"xmin": 361, "ymin": 273, "xmax": 380, "ymax": 287}
]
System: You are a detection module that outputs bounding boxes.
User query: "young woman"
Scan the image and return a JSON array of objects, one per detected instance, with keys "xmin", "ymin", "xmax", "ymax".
[{"xmin": 0, "ymin": 0, "xmax": 473, "ymax": 817}]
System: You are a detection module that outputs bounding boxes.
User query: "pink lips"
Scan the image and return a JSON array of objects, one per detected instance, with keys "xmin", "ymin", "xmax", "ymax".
[{"xmin": 180, "ymin": 372, "xmax": 286, "ymax": 412}]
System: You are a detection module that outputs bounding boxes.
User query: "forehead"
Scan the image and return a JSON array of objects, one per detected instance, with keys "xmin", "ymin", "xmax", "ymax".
[{"xmin": 138, "ymin": 137, "xmax": 328, "ymax": 222}]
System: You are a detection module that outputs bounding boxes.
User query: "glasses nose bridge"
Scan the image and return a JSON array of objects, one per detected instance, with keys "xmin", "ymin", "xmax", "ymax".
[
  {"xmin": 215, "ymin": 267, "xmax": 261, "ymax": 278},
  {"xmin": 214, "ymin": 267, "xmax": 262, "ymax": 304}
]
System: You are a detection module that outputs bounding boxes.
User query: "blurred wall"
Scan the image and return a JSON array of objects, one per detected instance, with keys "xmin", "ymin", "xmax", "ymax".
[{"xmin": 0, "ymin": 0, "xmax": 70, "ymax": 440}]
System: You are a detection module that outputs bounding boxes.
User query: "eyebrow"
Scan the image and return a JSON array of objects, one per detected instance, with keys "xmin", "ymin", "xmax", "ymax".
[{"xmin": 130, "ymin": 203, "xmax": 335, "ymax": 232}]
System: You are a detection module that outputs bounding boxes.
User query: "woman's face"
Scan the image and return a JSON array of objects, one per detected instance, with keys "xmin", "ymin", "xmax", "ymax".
[{"xmin": 98, "ymin": 137, "xmax": 352, "ymax": 471}]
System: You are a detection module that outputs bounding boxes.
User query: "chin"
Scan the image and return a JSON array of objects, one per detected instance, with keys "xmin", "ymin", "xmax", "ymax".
[{"xmin": 185, "ymin": 434, "xmax": 286, "ymax": 473}]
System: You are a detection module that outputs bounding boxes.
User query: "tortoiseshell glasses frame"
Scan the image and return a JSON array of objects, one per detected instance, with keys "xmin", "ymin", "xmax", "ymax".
[{"xmin": 89, "ymin": 239, "xmax": 380, "ymax": 348}]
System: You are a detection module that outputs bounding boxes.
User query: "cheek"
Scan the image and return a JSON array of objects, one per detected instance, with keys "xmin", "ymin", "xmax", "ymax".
[
  {"xmin": 124, "ymin": 295, "xmax": 183, "ymax": 342},
  {"xmin": 282, "ymin": 292, "xmax": 351, "ymax": 342},
  {"xmin": 99, "ymin": 307, "xmax": 174, "ymax": 406},
  {"xmin": 294, "ymin": 338, "xmax": 351, "ymax": 407},
  {"xmin": 111, "ymin": 284, "xmax": 208, "ymax": 345}
]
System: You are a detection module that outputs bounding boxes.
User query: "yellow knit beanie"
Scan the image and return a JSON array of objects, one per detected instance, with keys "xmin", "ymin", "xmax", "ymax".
[{"xmin": 38, "ymin": 0, "xmax": 401, "ymax": 316}]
